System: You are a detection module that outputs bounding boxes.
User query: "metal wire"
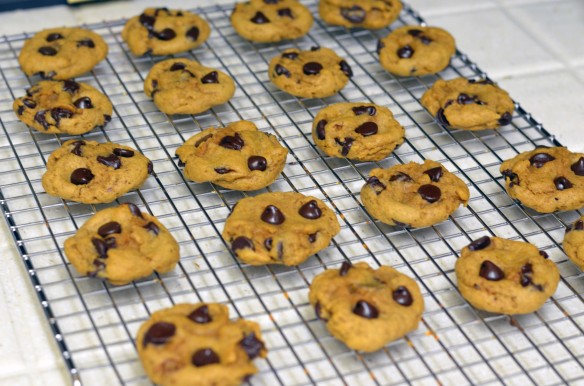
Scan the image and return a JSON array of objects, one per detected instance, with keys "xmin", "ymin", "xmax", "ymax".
[{"xmin": 0, "ymin": 1, "xmax": 583, "ymax": 385}]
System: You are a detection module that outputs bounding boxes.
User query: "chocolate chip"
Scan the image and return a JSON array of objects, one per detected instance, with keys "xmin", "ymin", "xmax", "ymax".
[
  {"xmin": 127, "ymin": 203, "xmax": 144, "ymax": 218},
  {"xmin": 148, "ymin": 162, "xmax": 154, "ymax": 175},
  {"xmin": 340, "ymin": 61, "xmax": 353, "ymax": 78},
  {"xmin": 46, "ymin": 33, "xmax": 63, "ymax": 42},
  {"xmin": 98, "ymin": 221, "xmax": 121, "ymax": 237},
  {"xmin": 436, "ymin": 108, "xmax": 450, "ymax": 126},
  {"xmin": 275, "ymin": 64, "xmax": 291, "ymax": 78},
  {"xmin": 501, "ymin": 169, "xmax": 520, "ymax": 187},
  {"xmin": 144, "ymin": 322, "xmax": 175, "ymax": 347},
  {"xmin": 278, "ymin": 8, "xmax": 293, "ymax": 17},
  {"xmin": 113, "ymin": 148, "xmax": 134, "ymax": 158},
  {"xmin": 520, "ymin": 263, "xmax": 533, "ymax": 287},
  {"xmin": 355, "ymin": 122, "xmax": 378, "ymax": 136},
  {"xmin": 264, "ymin": 238, "xmax": 272, "ymax": 251},
  {"xmin": 186, "ymin": 26, "xmax": 200, "ymax": 41},
  {"xmin": 17, "ymin": 106, "xmax": 24, "ymax": 115},
  {"xmin": 105, "ymin": 237, "xmax": 116, "ymax": 249},
  {"xmin": 22, "ymin": 98, "xmax": 37, "ymax": 109},
  {"xmin": 232, "ymin": 236, "xmax": 254, "ymax": 253},
  {"xmin": 392, "ymin": 286, "xmax": 413, "ymax": 306},
  {"xmin": 529, "ymin": 153, "xmax": 555, "ymax": 168},
  {"xmin": 418, "ymin": 184, "xmax": 441, "ymax": 203},
  {"xmin": 498, "ymin": 112, "xmax": 513, "ymax": 126},
  {"xmin": 539, "ymin": 250, "xmax": 549, "ymax": 259},
  {"xmin": 201, "ymin": 71, "xmax": 219, "ymax": 84},
  {"xmin": 303, "ymin": 62, "xmax": 323, "ymax": 76},
  {"xmin": 77, "ymin": 39, "xmax": 95, "ymax": 48},
  {"xmin": 389, "ymin": 172, "xmax": 413, "ymax": 182},
  {"xmin": 178, "ymin": 159, "xmax": 186, "ymax": 167},
  {"xmin": 144, "ymin": 222, "xmax": 160, "ymax": 235},
  {"xmin": 352, "ymin": 106, "xmax": 376, "ymax": 116},
  {"xmin": 251, "ymin": 11, "xmax": 270, "ymax": 24},
  {"xmin": 334, "ymin": 137, "xmax": 354, "ymax": 156},
  {"xmin": 554, "ymin": 176, "xmax": 573, "ymax": 190},
  {"xmin": 316, "ymin": 120, "xmax": 327, "ymax": 140},
  {"xmin": 219, "ymin": 133, "xmax": 244, "ymax": 150},
  {"xmin": 170, "ymin": 62, "xmax": 186, "ymax": 71},
  {"xmin": 479, "ymin": 260, "xmax": 504, "ymax": 281},
  {"xmin": 576, "ymin": 220, "xmax": 584, "ymax": 231},
  {"xmin": 571, "ymin": 157, "xmax": 584, "ymax": 176},
  {"xmin": 74, "ymin": 97, "xmax": 93, "ymax": 109},
  {"xmin": 69, "ymin": 141, "xmax": 85, "ymax": 156},
  {"xmin": 339, "ymin": 261, "xmax": 352, "ymax": 276},
  {"xmin": 367, "ymin": 176, "xmax": 386, "ymax": 194},
  {"xmin": 38, "ymin": 46, "xmax": 57, "ymax": 56},
  {"xmin": 281, "ymin": 52, "xmax": 298, "ymax": 60},
  {"xmin": 376, "ymin": 40, "xmax": 385, "ymax": 54},
  {"xmin": 62, "ymin": 80, "xmax": 80, "ymax": 94},
  {"xmin": 51, "ymin": 108, "xmax": 74, "ymax": 127},
  {"xmin": 353, "ymin": 300, "xmax": 378, "ymax": 319},
  {"xmin": 214, "ymin": 167, "xmax": 232, "ymax": 174},
  {"xmin": 188, "ymin": 305, "xmax": 212, "ymax": 324},
  {"xmin": 88, "ymin": 259, "xmax": 105, "ymax": 277},
  {"xmin": 408, "ymin": 29, "xmax": 423, "ymax": 37},
  {"xmin": 340, "ymin": 5, "xmax": 366, "ymax": 23},
  {"xmin": 92, "ymin": 237, "xmax": 108, "ymax": 258},
  {"xmin": 261, "ymin": 205, "xmax": 285, "ymax": 225},
  {"xmin": 70, "ymin": 168, "xmax": 94, "ymax": 185},
  {"xmin": 155, "ymin": 28, "xmax": 176, "ymax": 41},
  {"xmin": 139, "ymin": 13, "xmax": 155, "ymax": 30},
  {"xmin": 468, "ymin": 236, "xmax": 491, "ymax": 251},
  {"xmin": 194, "ymin": 134, "xmax": 213, "ymax": 147},
  {"xmin": 420, "ymin": 36, "xmax": 432, "ymax": 45},
  {"xmin": 240, "ymin": 333, "xmax": 264, "ymax": 359},
  {"xmin": 308, "ymin": 233, "xmax": 317, "ymax": 243},
  {"xmin": 97, "ymin": 154, "xmax": 121, "ymax": 169},
  {"xmin": 104, "ymin": 114, "xmax": 111, "ymax": 122},
  {"xmin": 299, "ymin": 200, "xmax": 322, "ymax": 219},
  {"xmin": 314, "ymin": 302, "xmax": 326, "ymax": 321},
  {"xmin": 423, "ymin": 167, "xmax": 443, "ymax": 182},
  {"xmin": 248, "ymin": 156, "xmax": 267, "ymax": 171},
  {"xmin": 457, "ymin": 93, "xmax": 475, "ymax": 105},
  {"xmin": 397, "ymin": 45, "xmax": 414, "ymax": 59}
]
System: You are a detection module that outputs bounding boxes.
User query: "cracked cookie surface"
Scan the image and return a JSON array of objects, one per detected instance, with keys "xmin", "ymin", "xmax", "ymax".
[{"xmin": 319, "ymin": 0, "xmax": 402, "ymax": 29}]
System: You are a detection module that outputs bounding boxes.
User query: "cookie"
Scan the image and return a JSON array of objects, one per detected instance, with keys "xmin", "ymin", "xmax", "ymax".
[
  {"xmin": 42, "ymin": 139, "xmax": 152, "ymax": 204},
  {"xmin": 500, "ymin": 147, "xmax": 584, "ymax": 213},
  {"xmin": 137, "ymin": 303, "xmax": 267, "ymax": 386},
  {"xmin": 222, "ymin": 192, "xmax": 340, "ymax": 266},
  {"xmin": 18, "ymin": 27, "xmax": 108, "ymax": 80},
  {"xmin": 455, "ymin": 236, "xmax": 559, "ymax": 314},
  {"xmin": 312, "ymin": 102, "xmax": 404, "ymax": 161},
  {"xmin": 176, "ymin": 121, "xmax": 288, "ymax": 191},
  {"xmin": 378, "ymin": 26, "xmax": 455, "ymax": 76},
  {"xmin": 309, "ymin": 261, "xmax": 423, "ymax": 352},
  {"xmin": 144, "ymin": 58, "xmax": 235, "ymax": 115},
  {"xmin": 361, "ymin": 160, "xmax": 470, "ymax": 228},
  {"xmin": 268, "ymin": 47, "xmax": 353, "ymax": 98},
  {"xmin": 420, "ymin": 78, "xmax": 514, "ymax": 131},
  {"xmin": 13, "ymin": 80, "xmax": 112, "ymax": 135},
  {"xmin": 230, "ymin": 0, "xmax": 313, "ymax": 43},
  {"xmin": 64, "ymin": 204, "xmax": 179, "ymax": 285},
  {"xmin": 319, "ymin": 0, "xmax": 402, "ymax": 30},
  {"xmin": 564, "ymin": 216, "xmax": 584, "ymax": 270}
]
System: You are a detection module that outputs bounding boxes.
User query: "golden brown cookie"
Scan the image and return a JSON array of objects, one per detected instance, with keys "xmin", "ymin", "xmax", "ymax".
[
  {"xmin": 564, "ymin": 216, "xmax": 584, "ymax": 270},
  {"xmin": 230, "ymin": 0, "xmax": 313, "ymax": 43},
  {"xmin": 137, "ymin": 303, "xmax": 267, "ymax": 386},
  {"xmin": 309, "ymin": 261, "xmax": 424, "ymax": 352},
  {"xmin": 64, "ymin": 204, "xmax": 179, "ymax": 286},
  {"xmin": 455, "ymin": 236, "xmax": 559, "ymax": 314},
  {"xmin": 122, "ymin": 8, "xmax": 210, "ymax": 56},
  {"xmin": 18, "ymin": 27, "xmax": 108, "ymax": 80},
  {"xmin": 312, "ymin": 102, "xmax": 404, "ymax": 161},
  {"xmin": 176, "ymin": 121, "xmax": 288, "ymax": 191},
  {"xmin": 144, "ymin": 58, "xmax": 235, "ymax": 115},
  {"xmin": 319, "ymin": 0, "xmax": 402, "ymax": 30},
  {"xmin": 222, "ymin": 192, "xmax": 340, "ymax": 266},
  {"xmin": 13, "ymin": 80, "xmax": 112, "ymax": 135},
  {"xmin": 361, "ymin": 160, "xmax": 470, "ymax": 228}
]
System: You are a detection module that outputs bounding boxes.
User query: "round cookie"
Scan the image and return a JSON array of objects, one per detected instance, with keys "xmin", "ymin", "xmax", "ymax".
[
  {"xmin": 42, "ymin": 139, "xmax": 152, "ymax": 204},
  {"xmin": 455, "ymin": 236, "xmax": 559, "ymax": 314},
  {"xmin": 564, "ymin": 216, "xmax": 584, "ymax": 270},
  {"xmin": 268, "ymin": 47, "xmax": 353, "ymax": 98},
  {"xmin": 361, "ymin": 160, "xmax": 470, "ymax": 228},
  {"xmin": 319, "ymin": 0, "xmax": 402, "ymax": 30},
  {"xmin": 144, "ymin": 58, "xmax": 236, "ymax": 115},
  {"xmin": 378, "ymin": 26, "xmax": 455, "ymax": 77},
  {"xmin": 122, "ymin": 8, "xmax": 210, "ymax": 56},
  {"xmin": 420, "ymin": 77, "xmax": 515, "ymax": 131},
  {"xmin": 137, "ymin": 303, "xmax": 267, "ymax": 386},
  {"xmin": 13, "ymin": 80, "xmax": 112, "ymax": 135},
  {"xmin": 312, "ymin": 102, "xmax": 404, "ymax": 161},
  {"xmin": 18, "ymin": 27, "xmax": 108, "ymax": 80},
  {"xmin": 64, "ymin": 204, "xmax": 179, "ymax": 286},
  {"xmin": 500, "ymin": 147, "xmax": 584, "ymax": 213},
  {"xmin": 175, "ymin": 121, "xmax": 288, "ymax": 191},
  {"xmin": 309, "ymin": 261, "xmax": 423, "ymax": 352},
  {"xmin": 230, "ymin": 0, "xmax": 313, "ymax": 43},
  {"xmin": 222, "ymin": 192, "xmax": 340, "ymax": 266}
]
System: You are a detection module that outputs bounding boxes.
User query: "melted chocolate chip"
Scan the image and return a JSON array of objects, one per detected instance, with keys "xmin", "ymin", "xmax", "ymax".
[
  {"xmin": 104, "ymin": 114, "xmax": 111, "ymax": 122},
  {"xmin": 571, "ymin": 157, "xmax": 584, "ymax": 176},
  {"xmin": 77, "ymin": 39, "xmax": 95, "ymax": 48},
  {"xmin": 303, "ymin": 62, "xmax": 323, "ymax": 76},
  {"xmin": 529, "ymin": 153, "xmax": 555, "ymax": 168},
  {"xmin": 282, "ymin": 52, "xmax": 298, "ymax": 60},
  {"xmin": 170, "ymin": 62, "xmax": 186, "ymax": 71},
  {"xmin": 144, "ymin": 222, "xmax": 160, "ymax": 235},
  {"xmin": 392, "ymin": 286, "xmax": 413, "ymax": 306},
  {"xmin": 334, "ymin": 137, "xmax": 354, "ymax": 156},
  {"xmin": 201, "ymin": 71, "xmax": 219, "ymax": 84},
  {"xmin": 355, "ymin": 122, "xmax": 378, "ymax": 136},
  {"xmin": 575, "ymin": 220, "xmax": 584, "ymax": 231},
  {"xmin": 38, "ymin": 46, "xmax": 57, "ymax": 56},
  {"xmin": 261, "ymin": 205, "xmax": 285, "ymax": 225},
  {"xmin": 186, "ymin": 26, "xmax": 200, "ymax": 41},
  {"xmin": 397, "ymin": 45, "xmax": 414, "ymax": 59},
  {"xmin": 275, "ymin": 64, "xmax": 291, "ymax": 78},
  {"xmin": 62, "ymin": 80, "xmax": 80, "ymax": 94},
  {"xmin": 105, "ymin": 237, "xmax": 117, "ymax": 250},
  {"xmin": 308, "ymin": 233, "xmax": 317, "ymax": 243},
  {"xmin": 340, "ymin": 5, "xmax": 366, "ymax": 23},
  {"xmin": 240, "ymin": 333, "xmax": 264, "ymax": 359},
  {"xmin": 501, "ymin": 169, "xmax": 520, "ymax": 187},
  {"xmin": 264, "ymin": 238, "xmax": 272, "ymax": 251},
  {"xmin": 278, "ymin": 8, "xmax": 293, "ymax": 18},
  {"xmin": 389, "ymin": 172, "xmax": 413, "ymax": 182},
  {"xmin": 339, "ymin": 261, "xmax": 352, "ymax": 276},
  {"xmin": 70, "ymin": 140, "xmax": 85, "ymax": 156},
  {"xmin": 143, "ymin": 322, "xmax": 175, "ymax": 347},
  {"xmin": 554, "ymin": 176, "xmax": 573, "ymax": 190},
  {"xmin": 468, "ymin": 236, "xmax": 491, "ymax": 251},
  {"xmin": 214, "ymin": 167, "xmax": 232, "ymax": 174},
  {"xmin": 248, "ymin": 156, "xmax": 267, "ymax": 171},
  {"xmin": 155, "ymin": 28, "xmax": 176, "ymax": 41},
  {"xmin": 51, "ymin": 108, "xmax": 74, "ymax": 127},
  {"xmin": 70, "ymin": 168, "xmax": 94, "ymax": 185},
  {"xmin": 46, "ymin": 33, "xmax": 63, "ymax": 42},
  {"xmin": 420, "ymin": 36, "xmax": 432, "ymax": 45},
  {"xmin": 418, "ymin": 184, "xmax": 441, "ymax": 203},
  {"xmin": 92, "ymin": 237, "xmax": 108, "ymax": 258},
  {"xmin": 139, "ymin": 13, "xmax": 156, "ymax": 30},
  {"xmin": 340, "ymin": 61, "xmax": 353, "ymax": 78},
  {"xmin": 423, "ymin": 167, "xmax": 443, "ymax": 182},
  {"xmin": 316, "ymin": 120, "xmax": 327, "ymax": 140},
  {"xmin": 539, "ymin": 250, "xmax": 549, "ymax": 259},
  {"xmin": 113, "ymin": 148, "xmax": 134, "ymax": 158},
  {"xmin": 479, "ymin": 260, "xmax": 504, "ymax": 281},
  {"xmin": 519, "ymin": 263, "xmax": 533, "ymax": 287},
  {"xmin": 188, "ymin": 305, "xmax": 212, "ymax": 324},
  {"xmin": 498, "ymin": 112, "xmax": 513, "ymax": 126},
  {"xmin": 98, "ymin": 222, "xmax": 121, "ymax": 237},
  {"xmin": 17, "ymin": 106, "xmax": 24, "ymax": 115},
  {"xmin": 408, "ymin": 29, "xmax": 423, "ymax": 36},
  {"xmin": 377, "ymin": 39, "xmax": 385, "ymax": 54},
  {"xmin": 457, "ymin": 93, "xmax": 475, "ymax": 105},
  {"xmin": 88, "ymin": 259, "xmax": 106, "ymax": 277},
  {"xmin": 74, "ymin": 97, "xmax": 93, "ymax": 109},
  {"xmin": 310, "ymin": 46, "xmax": 320, "ymax": 51},
  {"xmin": 219, "ymin": 133, "xmax": 244, "ymax": 150},
  {"xmin": 127, "ymin": 203, "xmax": 144, "ymax": 218},
  {"xmin": 436, "ymin": 108, "xmax": 450, "ymax": 126},
  {"xmin": 251, "ymin": 11, "xmax": 270, "ymax": 24},
  {"xmin": 97, "ymin": 154, "xmax": 121, "ymax": 169},
  {"xmin": 353, "ymin": 300, "xmax": 379, "ymax": 319},
  {"xmin": 232, "ymin": 236, "xmax": 254, "ymax": 253},
  {"xmin": 352, "ymin": 106, "xmax": 376, "ymax": 116},
  {"xmin": 367, "ymin": 176, "xmax": 386, "ymax": 194},
  {"xmin": 299, "ymin": 200, "xmax": 322, "ymax": 219}
]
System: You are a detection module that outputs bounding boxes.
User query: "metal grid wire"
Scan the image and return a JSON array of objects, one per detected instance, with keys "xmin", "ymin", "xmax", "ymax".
[{"xmin": 0, "ymin": 1, "xmax": 583, "ymax": 385}]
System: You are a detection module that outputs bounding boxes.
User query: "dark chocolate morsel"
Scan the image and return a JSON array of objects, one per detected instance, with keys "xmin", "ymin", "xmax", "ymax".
[
  {"xmin": 316, "ymin": 120, "xmax": 327, "ymax": 140},
  {"xmin": 457, "ymin": 93, "xmax": 475, "ymax": 105},
  {"xmin": 408, "ymin": 29, "xmax": 423, "ymax": 36},
  {"xmin": 46, "ymin": 33, "xmax": 63, "ymax": 42},
  {"xmin": 201, "ymin": 71, "xmax": 219, "ymax": 84},
  {"xmin": 188, "ymin": 305, "xmax": 212, "ymax": 324},
  {"xmin": 261, "ymin": 205, "xmax": 286, "ymax": 225},
  {"xmin": 77, "ymin": 39, "xmax": 95, "ymax": 48},
  {"xmin": 113, "ymin": 148, "xmax": 135, "ymax": 158},
  {"xmin": 308, "ymin": 232, "xmax": 317, "ymax": 243},
  {"xmin": 51, "ymin": 107, "xmax": 74, "ymax": 127},
  {"xmin": 17, "ymin": 106, "xmax": 24, "ymax": 115},
  {"xmin": 303, "ymin": 62, "xmax": 323, "ymax": 76},
  {"xmin": 353, "ymin": 300, "xmax": 379, "ymax": 319},
  {"xmin": 339, "ymin": 261, "xmax": 352, "ymax": 276},
  {"xmin": 34, "ymin": 110, "xmax": 50, "ymax": 130},
  {"xmin": 62, "ymin": 80, "xmax": 80, "ymax": 94},
  {"xmin": 468, "ymin": 236, "xmax": 491, "ymax": 251},
  {"xmin": 520, "ymin": 263, "xmax": 533, "ymax": 287},
  {"xmin": 397, "ymin": 45, "xmax": 414, "ymax": 59},
  {"xmin": 501, "ymin": 169, "xmax": 520, "ymax": 187},
  {"xmin": 139, "ymin": 13, "xmax": 155, "ymax": 30},
  {"xmin": 334, "ymin": 137, "xmax": 354, "ymax": 156},
  {"xmin": 147, "ymin": 161, "xmax": 154, "ymax": 175},
  {"xmin": 498, "ymin": 112, "xmax": 513, "ymax": 126},
  {"xmin": 367, "ymin": 176, "xmax": 386, "ymax": 194},
  {"xmin": 144, "ymin": 222, "xmax": 160, "ymax": 235},
  {"xmin": 219, "ymin": 133, "xmax": 244, "ymax": 150},
  {"xmin": 251, "ymin": 11, "xmax": 270, "ymax": 24},
  {"xmin": 570, "ymin": 157, "xmax": 584, "ymax": 176},
  {"xmin": 70, "ymin": 168, "xmax": 94, "ymax": 185},
  {"xmin": 275, "ymin": 64, "xmax": 291, "ymax": 78},
  {"xmin": 155, "ymin": 28, "xmax": 176, "ymax": 41},
  {"xmin": 264, "ymin": 238, "xmax": 272, "ymax": 251},
  {"xmin": 277, "ymin": 8, "xmax": 293, "ymax": 18},
  {"xmin": 91, "ymin": 237, "xmax": 108, "ymax": 258},
  {"xmin": 282, "ymin": 52, "xmax": 298, "ymax": 60},
  {"xmin": 143, "ymin": 322, "xmax": 176, "ymax": 347},
  {"xmin": 170, "ymin": 62, "xmax": 186, "ymax": 71},
  {"xmin": 104, "ymin": 114, "xmax": 111, "ymax": 122},
  {"xmin": 340, "ymin": 5, "xmax": 366, "ymax": 23},
  {"xmin": 231, "ymin": 236, "xmax": 254, "ymax": 253},
  {"xmin": 418, "ymin": 184, "xmax": 441, "ymax": 203},
  {"xmin": 127, "ymin": 203, "xmax": 144, "ymax": 218},
  {"xmin": 355, "ymin": 122, "xmax": 378, "ymax": 136},
  {"xmin": 419, "ymin": 36, "xmax": 433, "ymax": 45},
  {"xmin": 178, "ymin": 159, "xmax": 186, "ymax": 167},
  {"xmin": 529, "ymin": 153, "xmax": 555, "ymax": 168},
  {"xmin": 98, "ymin": 221, "xmax": 122, "ymax": 238},
  {"xmin": 479, "ymin": 260, "xmax": 505, "ymax": 281},
  {"xmin": 554, "ymin": 176, "xmax": 573, "ymax": 190},
  {"xmin": 105, "ymin": 237, "xmax": 117, "ymax": 250},
  {"xmin": 539, "ymin": 250, "xmax": 549, "ymax": 259},
  {"xmin": 240, "ymin": 333, "xmax": 264, "ymax": 359},
  {"xmin": 389, "ymin": 172, "xmax": 413, "ymax": 182},
  {"xmin": 575, "ymin": 220, "xmax": 584, "ymax": 231},
  {"xmin": 423, "ymin": 167, "xmax": 443, "ymax": 182},
  {"xmin": 38, "ymin": 46, "xmax": 57, "ymax": 56},
  {"xmin": 352, "ymin": 106, "xmax": 376, "ymax": 116},
  {"xmin": 186, "ymin": 26, "xmax": 200, "ymax": 41},
  {"xmin": 340, "ymin": 61, "xmax": 353, "ymax": 78},
  {"xmin": 392, "ymin": 286, "xmax": 413, "ymax": 306},
  {"xmin": 23, "ymin": 98, "xmax": 37, "ymax": 108},
  {"xmin": 248, "ymin": 156, "xmax": 267, "ymax": 171},
  {"xmin": 299, "ymin": 200, "xmax": 322, "ymax": 219},
  {"xmin": 214, "ymin": 167, "xmax": 232, "ymax": 174},
  {"xmin": 97, "ymin": 154, "xmax": 121, "ymax": 170},
  {"xmin": 74, "ymin": 97, "xmax": 93, "ymax": 109},
  {"xmin": 436, "ymin": 107, "xmax": 450, "ymax": 126}
]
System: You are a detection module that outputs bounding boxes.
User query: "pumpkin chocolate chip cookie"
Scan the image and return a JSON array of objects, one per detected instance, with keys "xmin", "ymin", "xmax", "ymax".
[{"xmin": 319, "ymin": 0, "xmax": 402, "ymax": 30}]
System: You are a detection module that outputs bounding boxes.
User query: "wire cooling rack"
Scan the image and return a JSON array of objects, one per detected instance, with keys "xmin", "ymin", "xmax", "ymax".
[{"xmin": 1, "ymin": 1, "xmax": 583, "ymax": 385}]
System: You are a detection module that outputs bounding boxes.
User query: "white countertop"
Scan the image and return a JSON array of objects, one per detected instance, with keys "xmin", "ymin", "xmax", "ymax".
[{"xmin": 0, "ymin": 0, "xmax": 583, "ymax": 385}]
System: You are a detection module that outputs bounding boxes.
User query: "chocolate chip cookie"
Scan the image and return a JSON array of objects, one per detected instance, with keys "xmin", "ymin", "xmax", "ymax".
[
  {"xmin": 18, "ymin": 27, "xmax": 108, "ymax": 80},
  {"xmin": 176, "ymin": 121, "xmax": 288, "ymax": 191},
  {"xmin": 144, "ymin": 58, "xmax": 236, "ymax": 115},
  {"xmin": 500, "ymin": 147, "xmax": 584, "ymax": 213},
  {"xmin": 230, "ymin": 0, "xmax": 313, "ymax": 43},
  {"xmin": 268, "ymin": 47, "xmax": 353, "ymax": 98},
  {"xmin": 378, "ymin": 26, "xmax": 456, "ymax": 76},
  {"xmin": 222, "ymin": 192, "xmax": 340, "ymax": 266},
  {"xmin": 137, "ymin": 303, "xmax": 267, "ymax": 386},
  {"xmin": 455, "ymin": 236, "xmax": 559, "ymax": 314},
  {"xmin": 361, "ymin": 160, "xmax": 470, "ymax": 228},
  {"xmin": 319, "ymin": 0, "xmax": 402, "ymax": 30},
  {"xmin": 309, "ymin": 261, "xmax": 423, "ymax": 352},
  {"xmin": 13, "ymin": 80, "xmax": 112, "ymax": 135},
  {"xmin": 64, "ymin": 204, "xmax": 179, "ymax": 285},
  {"xmin": 122, "ymin": 8, "xmax": 211, "ymax": 56},
  {"xmin": 564, "ymin": 216, "xmax": 584, "ymax": 270},
  {"xmin": 42, "ymin": 139, "xmax": 153, "ymax": 204},
  {"xmin": 420, "ymin": 78, "xmax": 515, "ymax": 131},
  {"xmin": 312, "ymin": 102, "xmax": 404, "ymax": 161}
]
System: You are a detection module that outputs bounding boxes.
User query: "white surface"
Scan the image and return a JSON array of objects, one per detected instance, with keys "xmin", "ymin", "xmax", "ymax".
[{"xmin": 0, "ymin": 0, "xmax": 582, "ymax": 385}]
